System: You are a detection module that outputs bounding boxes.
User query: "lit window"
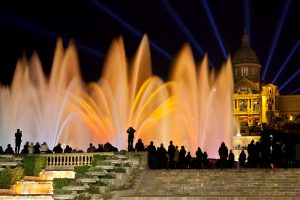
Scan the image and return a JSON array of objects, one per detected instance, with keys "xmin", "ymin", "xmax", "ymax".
[{"xmin": 241, "ymin": 66, "xmax": 248, "ymax": 76}]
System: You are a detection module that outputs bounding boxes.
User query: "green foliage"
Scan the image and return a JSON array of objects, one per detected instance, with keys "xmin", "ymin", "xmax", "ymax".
[
  {"xmin": 0, "ymin": 167, "xmax": 24, "ymax": 189},
  {"xmin": 85, "ymin": 186, "xmax": 100, "ymax": 194},
  {"xmin": 23, "ymin": 155, "xmax": 46, "ymax": 176},
  {"xmin": 102, "ymin": 173, "xmax": 115, "ymax": 179},
  {"xmin": 94, "ymin": 180, "xmax": 107, "ymax": 186},
  {"xmin": 74, "ymin": 193, "xmax": 91, "ymax": 200},
  {"xmin": 53, "ymin": 189, "xmax": 73, "ymax": 194},
  {"xmin": 74, "ymin": 165, "xmax": 91, "ymax": 176},
  {"xmin": 113, "ymin": 167, "xmax": 126, "ymax": 173},
  {"xmin": 52, "ymin": 178, "xmax": 76, "ymax": 190},
  {"xmin": 92, "ymin": 155, "xmax": 108, "ymax": 166}
]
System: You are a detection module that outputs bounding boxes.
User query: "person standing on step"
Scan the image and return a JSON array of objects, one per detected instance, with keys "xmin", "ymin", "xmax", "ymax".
[
  {"xmin": 126, "ymin": 127, "xmax": 135, "ymax": 151},
  {"xmin": 168, "ymin": 141, "xmax": 175, "ymax": 168},
  {"xmin": 15, "ymin": 129, "xmax": 22, "ymax": 155}
]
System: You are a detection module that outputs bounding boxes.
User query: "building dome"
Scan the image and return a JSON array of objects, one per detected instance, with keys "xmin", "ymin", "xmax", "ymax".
[{"xmin": 232, "ymin": 33, "xmax": 260, "ymax": 65}]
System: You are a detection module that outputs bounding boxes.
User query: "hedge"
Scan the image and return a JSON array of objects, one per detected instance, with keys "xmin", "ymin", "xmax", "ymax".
[
  {"xmin": 0, "ymin": 167, "xmax": 24, "ymax": 189},
  {"xmin": 23, "ymin": 155, "xmax": 47, "ymax": 176}
]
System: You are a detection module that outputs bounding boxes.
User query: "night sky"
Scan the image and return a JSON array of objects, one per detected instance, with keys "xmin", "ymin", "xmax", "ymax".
[{"xmin": 0, "ymin": 0, "xmax": 299, "ymax": 94}]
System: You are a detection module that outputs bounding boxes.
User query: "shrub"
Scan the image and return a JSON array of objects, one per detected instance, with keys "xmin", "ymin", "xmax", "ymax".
[
  {"xmin": 52, "ymin": 178, "xmax": 76, "ymax": 190},
  {"xmin": 74, "ymin": 193, "xmax": 91, "ymax": 200},
  {"xmin": 85, "ymin": 186, "xmax": 100, "ymax": 194},
  {"xmin": 92, "ymin": 155, "xmax": 108, "ymax": 166},
  {"xmin": 53, "ymin": 189, "xmax": 73, "ymax": 194},
  {"xmin": 23, "ymin": 155, "xmax": 47, "ymax": 176},
  {"xmin": 0, "ymin": 167, "xmax": 24, "ymax": 189},
  {"xmin": 94, "ymin": 180, "xmax": 107, "ymax": 186},
  {"xmin": 74, "ymin": 166, "xmax": 91, "ymax": 177}
]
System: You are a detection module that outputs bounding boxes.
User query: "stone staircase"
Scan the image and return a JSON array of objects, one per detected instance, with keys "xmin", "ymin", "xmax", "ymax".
[{"xmin": 119, "ymin": 169, "xmax": 300, "ymax": 200}]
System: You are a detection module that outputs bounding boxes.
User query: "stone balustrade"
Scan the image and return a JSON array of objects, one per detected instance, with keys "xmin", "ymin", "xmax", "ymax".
[{"xmin": 41, "ymin": 152, "xmax": 147, "ymax": 170}]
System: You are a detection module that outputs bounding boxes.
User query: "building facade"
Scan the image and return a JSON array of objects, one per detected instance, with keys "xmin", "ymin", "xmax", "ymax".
[{"xmin": 232, "ymin": 33, "xmax": 300, "ymax": 133}]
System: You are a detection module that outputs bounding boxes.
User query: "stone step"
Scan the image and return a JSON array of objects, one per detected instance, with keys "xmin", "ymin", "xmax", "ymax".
[
  {"xmin": 133, "ymin": 169, "xmax": 300, "ymax": 197},
  {"xmin": 118, "ymin": 196, "xmax": 300, "ymax": 200}
]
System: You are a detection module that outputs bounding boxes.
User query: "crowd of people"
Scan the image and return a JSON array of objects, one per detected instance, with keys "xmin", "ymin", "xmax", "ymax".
[{"xmin": 0, "ymin": 127, "xmax": 298, "ymax": 169}]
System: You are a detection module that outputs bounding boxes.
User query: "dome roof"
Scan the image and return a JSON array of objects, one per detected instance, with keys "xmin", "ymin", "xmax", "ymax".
[{"xmin": 232, "ymin": 33, "xmax": 260, "ymax": 65}]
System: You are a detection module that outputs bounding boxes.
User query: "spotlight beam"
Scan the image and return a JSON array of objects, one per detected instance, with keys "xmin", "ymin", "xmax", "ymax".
[
  {"xmin": 290, "ymin": 88, "xmax": 300, "ymax": 95},
  {"xmin": 243, "ymin": 0, "xmax": 251, "ymax": 41},
  {"xmin": 262, "ymin": 0, "xmax": 292, "ymax": 80},
  {"xmin": 0, "ymin": 15, "xmax": 105, "ymax": 59},
  {"xmin": 272, "ymin": 38, "xmax": 300, "ymax": 84},
  {"xmin": 161, "ymin": 0, "xmax": 215, "ymax": 67},
  {"xmin": 199, "ymin": 0, "xmax": 227, "ymax": 59},
  {"xmin": 279, "ymin": 68, "xmax": 300, "ymax": 91},
  {"xmin": 90, "ymin": 0, "xmax": 172, "ymax": 61}
]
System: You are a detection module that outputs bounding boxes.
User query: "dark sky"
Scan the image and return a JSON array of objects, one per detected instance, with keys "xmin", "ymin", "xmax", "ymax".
[{"xmin": 0, "ymin": 0, "xmax": 299, "ymax": 94}]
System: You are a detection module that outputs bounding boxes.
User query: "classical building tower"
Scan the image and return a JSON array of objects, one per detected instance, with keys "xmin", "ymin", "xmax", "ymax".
[
  {"xmin": 232, "ymin": 32, "xmax": 278, "ymax": 129},
  {"xmin": 232, "ymin": 32, "xmax": 261, "ymax": 93}
]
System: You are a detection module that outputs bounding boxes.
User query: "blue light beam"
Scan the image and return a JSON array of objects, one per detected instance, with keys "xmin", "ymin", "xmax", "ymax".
[
  {"xmin": 279, "ymin": 68, "xmax": 300, "ymax": 91},
  {"xmin": 90, "ymin": 0, "xmax": 172, "ymax": 61},
  {"xmin": 290, "ymin": 88, "xmax": 300, "ymax": 95},
  {"xmin": 243, "ymin": 0, "xmax": 251, "ymax": 41},
  {"xmin": 199, "ymin": 0, "xmax": 227, "ymax": 59},
  {"xmin": 272, "ymin": 38, "xmax": 300, "ymax": 84},
  {"xmin": 0, "ymin": 15, "xmax": 105, "ymax": 59},
  {"xmin": 262, "ymin": 0, "xmax": 292, "ymax": 80},
  {"xmin": 161, "ymin": 0, "xmax": 214, "ymax": 67}
]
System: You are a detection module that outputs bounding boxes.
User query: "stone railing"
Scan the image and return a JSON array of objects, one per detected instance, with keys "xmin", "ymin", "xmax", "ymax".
[
  {"xmin": 41, "ymin": 152, "xmax": 148, "ymax": 170},
  {"xmin": 42, "ymin": 152, "xmax": 111, "ymax": 169}
]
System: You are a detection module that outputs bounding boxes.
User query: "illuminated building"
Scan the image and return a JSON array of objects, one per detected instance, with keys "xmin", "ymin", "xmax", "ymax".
[{"xmin": 232, "ymin": 32, "xmax": 300, "ymax": 134}]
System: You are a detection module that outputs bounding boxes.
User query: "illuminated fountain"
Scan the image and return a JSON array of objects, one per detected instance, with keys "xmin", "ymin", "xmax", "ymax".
[{"xmin": 0, "ymin": 35, "xmax": 234, "ymax": 158}]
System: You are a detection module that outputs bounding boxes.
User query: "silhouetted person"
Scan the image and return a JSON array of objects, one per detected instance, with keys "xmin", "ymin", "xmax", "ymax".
[
  {"xmin": 157, "ymin": 144, "xmax": 168, "ymax": 168},
  {"xmin": 15, "ymin": 129, "xmax": 22, "ymax": 155},
  {"xmin": 104, "ymin": 142, "xmax": 118, "ymax": 152},
  {"xmin": 168, "ymin": 141, "xmax": 175, "ymax": 168},
  {"xmin": 247, "ymin": 140, "xmax": 256, "ymax": 168},
  {"xmin": 147, "ymin": 141, "xmax": 156, "ymax": 169},
  {"xmin": 95, "ymin": 144, "xmax": 104, "ymax": 152},
  {"xmin": 254, "ymin": 142, "xmax": 261, "ymax": 168},
  {"xmin": 203, "ymin": 152, "xmax": 209, "ymax": 168},
  {"xmin": 135, "ymin": 139, "xmax": 145, "ymax": 151},
  {"xmin": 33, "ymin": 142, "xmax": 41, "ymax": 154},
  {"xmin": 218, "ymin": 142, "xmax": 228, "ymax": 168},
  {"xmin": 21, "ymin": 142, "xmax": 29, "ymax": 154},
  {"xmin": 0, "ymin": 146, "xmax": 4, "ymax": 154},
  {"xmin": 127, "ymin": 127, "xmax": 135, "ymax": 151},
  {"xmin": 87, "ymin": 143, "xmax": 96, "ymax": 152},
  {"xmin": 228, "ymin": 150, "xmax": 235, "ymax": 168},
  {"xmin": 196, "ymin": 147, "xmax": 203, "ymax": 169},
  {"xmin": 186, "ymin": 152, "xmax": 192, "ymax": 169},
  {"xmin": 40, "ymin": 142, "xmax": 49, "ymax": 153},
  {"xmin": 174, "ymin": 146, "xmax": 179, "ymax": 169},
  {"xmin": 28, "ymin": 142, "xmax": 34, "ymax": 154},
  {"xmin": 5, "ymin": 144, "xmax": 14, "ymax": 154},
  {"xmin": 179, "ymin": 146, "xmax": 186, "ymax": 168},
  {"xmin": 271, "ymin": 142, "xmax": 282, "ymax": 168},
  {"xmin": 239, "ymin": 150, "xmax": 246, "ymax": 168},
  {"xmin": 53, "ymin": 143, "xmax": 63, "ymax": 153},
  {"xmin": 64, "ymin": 145, "xmax": 72, "ymax": 153}
]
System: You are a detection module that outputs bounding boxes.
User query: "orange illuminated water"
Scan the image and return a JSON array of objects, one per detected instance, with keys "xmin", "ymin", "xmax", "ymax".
[{"xmin": 0, "ymin": 35, "xmax": 234, "ymax": 158}]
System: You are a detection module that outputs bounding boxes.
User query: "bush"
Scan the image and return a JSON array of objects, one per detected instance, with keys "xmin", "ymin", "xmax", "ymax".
[
  {"xmin": 0, "ymin": 167, "xmax": 24, "ymax": 189},
  {"xmin": 94, "ymin": 180, "xmax": 107, "ymax": 186},
  {"xmin": 52, "ymin": 178, "xmax": 76, "ymax": 190},
  {"xmin": 74, "ymin": 193, "xmax": 91, "ymax": 200},
  {"xmin": 74, "ymin": 166, "xmax": 91, "ymax": 176},
  {"xmin": 85, "ymin": 186, "xmax": 100, "ymax": 194},
  {"xmin": 23, "ymin": 155, "xmax": 47, "ymax": 176},
  {"xmin": 53, "ymin": 189, "xmax": 73, "ymax": 194},
  {"xmin": 92, "ymin": 155, "xmax": 108, "ymax": 166}
]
